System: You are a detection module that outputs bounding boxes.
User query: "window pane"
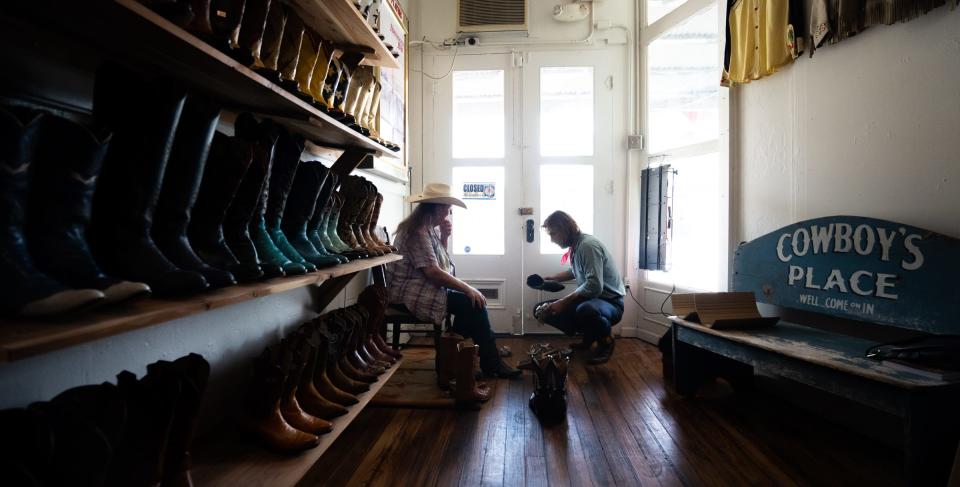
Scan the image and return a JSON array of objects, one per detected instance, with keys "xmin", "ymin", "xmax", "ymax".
[
  {"xmin": 452, "ymin": 70, "xmax": 504, "ymax": 159},
  {"xmin": 540, "ymin": 67, "xmax": 593, "ymax": 157},
  {"xmin": 452, "ymin": 166, "xmax": 505, "ymax": 255},
  {"xmin": 647, "ymin": 0, "xmax": 689, "ymax": 24},
  {"xmin": 647, "ymin": 5, "xmax": 719, "ymax": 154},
  {"xmin": 650, "ymin": 153, "xmax": 720, "ymax": 291},
  {"xmin": 540, "ymin": 165, "xmax": 593, "ymax": 254}
]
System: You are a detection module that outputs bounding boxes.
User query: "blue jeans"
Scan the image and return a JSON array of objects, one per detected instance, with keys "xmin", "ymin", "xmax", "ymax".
[
  {"xmin": 446, "ymin": 290, "xmax": 500, "ymax": 373},
  {"xmin": 543, "ymin": 297, "xmax": 624, "ymax": 343}
]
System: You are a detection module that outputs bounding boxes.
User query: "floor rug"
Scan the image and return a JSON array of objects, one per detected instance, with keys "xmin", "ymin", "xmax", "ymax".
[{"xmin": 370, "ymin": 347, "xmax": 497, "ymax": 409}]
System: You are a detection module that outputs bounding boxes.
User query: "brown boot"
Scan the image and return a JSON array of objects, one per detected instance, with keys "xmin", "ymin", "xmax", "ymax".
[
  {"xmin": 307, "ymin": 325, "xmax": 360, "ymax": 406},
  {"xmin": 279, "ymin": 335, "xmax": 333, "ymax": 435},
  {"xmin": 437, "ymin": 332, "xmax": 463, "ymax": 389},
  {"xmin": 241, "ymin": 346, "xmax": 319, "ymax": 453},
  {"xmin": 454, "ymin": 344, "xmax": 491, "ymax": 405},
  {"xmin": 160, "ymin": 353, "xmax": 210, "ymax": 487},
  {"xmin": 295, "ymin": 337, "xmax": 349, "ymax": 420},
  {"xmin": 367, "ymin": 192, "xmax": 397, "ymax": 252}
]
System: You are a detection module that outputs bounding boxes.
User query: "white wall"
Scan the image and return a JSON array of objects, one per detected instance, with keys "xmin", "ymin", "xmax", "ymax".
[
  {"xmin": 736, "ymin": 8, "xmax": 960, "ymax": 243},
  {"xmin": 633, "ymin": 5, "xmax": 960, "ymax": 342}
]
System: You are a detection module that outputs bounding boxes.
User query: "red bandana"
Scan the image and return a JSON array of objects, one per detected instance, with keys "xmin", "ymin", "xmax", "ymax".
[{"xmin": 560, "ymin": 247, "xmax": 572, "ymax": 265}]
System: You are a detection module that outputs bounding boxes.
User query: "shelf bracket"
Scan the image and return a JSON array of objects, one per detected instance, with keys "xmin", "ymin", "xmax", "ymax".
[{"xmin": 330, "ymin": 147, "xmax": 372, "ymax": 179}]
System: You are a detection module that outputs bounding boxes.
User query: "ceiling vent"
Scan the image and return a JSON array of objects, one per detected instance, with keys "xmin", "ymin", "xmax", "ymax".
[{"xmin": 458, "ymin": 0, "xmax": 528, "ymax": 33}]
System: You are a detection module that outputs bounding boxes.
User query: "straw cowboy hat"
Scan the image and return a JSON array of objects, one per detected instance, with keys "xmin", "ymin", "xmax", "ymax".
[{"xmin": 407, "ymin": 182, "xmax": 467, "ymax": 208}]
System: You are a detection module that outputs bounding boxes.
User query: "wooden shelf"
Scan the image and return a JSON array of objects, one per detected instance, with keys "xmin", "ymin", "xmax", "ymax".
[
  {"xmin": 291, "ymin": 0, "xmax": 402, "ymax": 70},
  {"xmin": 191, "ymin": 358, "xmax": 402, "ymax": 487},
  {"xmin": 30, "ymin": 0, "xmax": 397, "ymax": 157},
  {"xmin": 0, "ymin": 255, "xmax": 402, "ymax": 363}
]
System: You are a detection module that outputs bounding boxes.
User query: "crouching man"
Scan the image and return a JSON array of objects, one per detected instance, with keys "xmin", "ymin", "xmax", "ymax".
[{"xmin": 537, "ymin": 211, "xmax": 625, "ymax": 364}]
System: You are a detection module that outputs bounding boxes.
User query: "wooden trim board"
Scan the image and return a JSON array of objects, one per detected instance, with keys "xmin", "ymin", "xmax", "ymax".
[
  {"xmin": 290, "ymin": 0, "xmax": 401, "ymax": 69},
  {"xmin": 0, "ymin": 255, "xmax": 402, "ymax": 363},
  {"xmin": 190, "ymin": 359, "xmax": 403, "ymax": 487}
]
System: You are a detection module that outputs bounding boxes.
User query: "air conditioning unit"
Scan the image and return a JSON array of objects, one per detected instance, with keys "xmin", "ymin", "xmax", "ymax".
[{"xmin": 458, "ymin": 0, "xmax": 528, "ymax": 33}]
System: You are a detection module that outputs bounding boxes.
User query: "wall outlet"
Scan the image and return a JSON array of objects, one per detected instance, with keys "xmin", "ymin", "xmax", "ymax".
[{"xmin": 628, "ymin": 135, "xmax": 644, "ymax": 150}]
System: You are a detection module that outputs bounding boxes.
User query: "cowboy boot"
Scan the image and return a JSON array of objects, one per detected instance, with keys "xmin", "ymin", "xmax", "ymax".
[
  {"xmin": 263, "ymin": 127, "xmax": 316, "ymax": 272},
  {"xmin": 160, "ymin": 354, "xmax": 209, "ymax": 487},
  {"xmin": 455, "ymin": 344, "xmax": 491, "ymax": 405},
  {"xmin": 329, "ymin": 311, "xmax": 379, "ymax": 382},
  {"xmin": 342, "ymin": 308, "xmax": 384, "ymax": 376},
  {"xmin": 342, "ymin": 177, "xmax": 382, "ymax": 255},
  {"xmin": 342, "ymin": 65, "xmax": 368, "ymax": 129},
  {"xmin": 352, "ymin": 69, "xmax": 376, "ymax": 136},
  {"xmin": 91, "ymin": 65, "xmax": 209, "ymax": 297},
  {"xmin": 350, "ymin": 306, "xmax": 389, "ymax": 370},
  {"xmin": 437, "ymin": 332, "xmax": 463, "ymax": 389},
  {"xmin": 279, "ymin": 335, "xmax": 334, "ymax": 435},
  {"xmin": 335, "ymin": 189, "xmax": 369, "ymax": 256},
  {"xmin": 329, "ymin": 193, "xmax": 365, "ymax": 257},
  {"xmin": 26, "ymin": 114, "xmax": 152, "ymax": 305},
  {"xmin": 185, "ymin": 0, "xmax": 214, "ymax": 36},
  {"xmin": 308, "ymin": 43, "xmax": 333, "ymax": 112},
  {"xmin": 321, "ymin": 55, "xmax": 343, "ymax": 114},
  {"xmin": 306, "ymin": 167, "xmax": 348, "ymax": 264},
  {"xmin": 143, "ymin": 0, "xmax": 195, "ymax": 27},
  {"xmin": 317, "ymin": 314, "xmax": 371, "ymax": 393},
  {"xmin": 0, "ymin": 407, "xmax": 55, "ymax": 486},
  {"xmin": 253, "ymin": 0, "xmax": 284, "ymax": 78},
  {"xmin": 276, "ymin": 9, "xmax": 304, "ymax": 92},
  {"xmin": 587, "ymin": 334, "xmax": 616, "ymax": 365},
  {"xmin": 331, "ymin": 53, "xmax": 362, "ymax": 123},
  {"xmin": 358, "ymin": 182, "xmax": 391, "ymax": 253},
  {"xmin": 321, "ymin": 191, "xmax": 364, "ymax": 259},
  {"xmin": 368, "ymin": 192, "xmax": 397, "ymax": 252},
  {"xmin": 244, "ymin": 120, "xmax": 307, "ymax": 277},
  {"xmin": 188, "ymin": 132, "xmax": 262, "ymax": 281},
  {"xmin": 282, "ymin": 161, "xmax": 341, "ymax": 268},
  {"xmin": 292, "ymin": 28, "xmax": 321, "ymax": 102},
  {"xmin": 154, "ymin": 95, "xmax": 237, "ymax": 289},
  {"xmin": 242, "ymin": 346, "xmax": 319, "ymax": 452},
  {"xmin": 48, "ymin": 383, "xmax": 127, "ymax": 485},
  {"xmin": 225, "ymin": 114, "xmax": 279, "ymax": 278},
  {"xmin": 364, "ymin": 80, "xmax": 384, "ymax": 144},
  {"xmin": 356, "ymin": 285, "xmax": 396, "ymax": 363},
  {"xmin": 296, "ymin": 331, "xmax": 349, "ymax": 420},
  {"xmin": 208, "ymin": 0, "xmax": 245, "ymax": 56},
  {"xmin": 108, "ymin": 366, "xmax": 183, "ymax": 487},
  {"xmin": 236, "ymin": 0, "xmax": 270, "ymax": 67},
  {"xmin": 308, "ymin": 325, "xmax": 359, "ymax": 406},
  {"xmin": 29, "ymin": 399, "xmax": 113, "ymax": 487}
]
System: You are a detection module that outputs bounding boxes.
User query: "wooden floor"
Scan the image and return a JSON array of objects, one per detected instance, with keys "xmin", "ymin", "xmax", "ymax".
[{"xmin": 298, "ymin": 337, "xmax": 904, "ymax": 486}]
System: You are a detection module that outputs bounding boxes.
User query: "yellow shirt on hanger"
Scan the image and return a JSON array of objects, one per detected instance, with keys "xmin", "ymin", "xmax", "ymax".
[{"xmin": 722, "ymin": 0, "xmax": 802, "ymax": 86}]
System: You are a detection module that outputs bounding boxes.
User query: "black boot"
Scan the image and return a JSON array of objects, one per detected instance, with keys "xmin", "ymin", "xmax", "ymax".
[
  {"xmin": 0, "ymin": 406, "xmax": 55, "ymax": 486},
  {"xmin": 264, "ymin": 129, "xmax": 317, "ymax": 272},
  {"xmin": 189, "ymin": 132, "xmax": 264, "ymax": 282},
  {"xmin": 158, "ymin": 354, "xmax": 210, "ymax": 487},
  {"xmin": 307, "ymin": 165, "xmax": 348, "ymax": 264},
  {"xmin": 282, "ymin": 161, "xmax": 341, "ymax": 268},
  {"xmin": 208, "ymin": 0, "xmax": 245, "ymax": 56},
  {"xmin": 153, "ymin": 94, "xmax": 237, "ymax": 289},
  {"xmin": 240, "ymin": 118, "xmax": 308, "ymax": 276},
  {"xmin": 0, "ymin": 107, "xmax": 105, "ymax": 317},
  {"xmin": 90, "ymin": 64, "xmax": 209, "ymax": 297},
  {"xmin": 587, "ymin": 334, "xmax": 616, "ymax": 365},
  {"xmin": 28, "ymin": 400, "xmax": 113, "ymax": 487},
  {"xmin": 28, "ymin": 114, "xmax": 152, "ymax": 305},
  {"xmin": 223, "ymin": 115, "xmax": 280, "ymax": 279}
]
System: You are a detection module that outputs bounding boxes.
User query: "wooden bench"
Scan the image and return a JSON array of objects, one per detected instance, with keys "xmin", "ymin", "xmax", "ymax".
[{"xmin": 668, "ymin": 216, "xmax": 960, "ymax": 486}]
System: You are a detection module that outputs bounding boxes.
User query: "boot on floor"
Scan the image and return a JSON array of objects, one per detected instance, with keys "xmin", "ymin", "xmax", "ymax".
[
  {"xmin": 189, "ymin": 132, "xmax": 264, "ymax": 282},
  {"xmin": 437, "ymin": 332, "xmax": 464, "ymax": 389},
  {"xmin": 455, "ymin": 344, "xmax": 491, "ymax": 406},
  {"xmin": 153, "ymin": 94, "xmax": 237, "ymax": 289},
  {"xmin": 27, "ymin": 113, "xmax": 152, "ymax": 305},
  {"xmin": 587, "ymin": 335, "xmax": 616, "ymax": 365},
  {"xmin": 90, "ymin": 64, "xmax": 209, "ymax": 297},
  {"xmin": 0, "ymin": 107, "xmax": 105, "ymax": 317}
]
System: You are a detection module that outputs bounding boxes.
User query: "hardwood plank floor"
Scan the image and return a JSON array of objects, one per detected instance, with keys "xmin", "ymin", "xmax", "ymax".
[{"xmin": 299, "ymin": 337, "xmax": 904, "ymax": 486}]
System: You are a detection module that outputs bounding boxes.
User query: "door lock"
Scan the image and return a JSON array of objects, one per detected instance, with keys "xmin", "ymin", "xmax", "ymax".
[{"xmin": 526, "ymin": 219, "xmax": 535, "ymax": 243}]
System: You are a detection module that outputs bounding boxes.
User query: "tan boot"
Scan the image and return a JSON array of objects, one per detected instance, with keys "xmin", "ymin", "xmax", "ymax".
[
  {"xmin": 455, "ymin": 344, "xmax": 492, "ymax": 405},
  {"xmin": 437, "ymin": 332, "xmax": 464, "ymax": 389},
  {"xmin": 279, "ymin": 335, "xmax": 333, "ymax": 435},
  {"xmin": 295, "ymin": 334, "xmax": 349, "ymax": 420},
  {"xmin": 241, "ymin": 346, "xmax": 319, "ymax": 452}
]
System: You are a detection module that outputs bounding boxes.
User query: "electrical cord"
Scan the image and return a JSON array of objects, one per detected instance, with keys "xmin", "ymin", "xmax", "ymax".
[{"xmin": 627, "ymin": 281, "xmax": 675, "ymax": 317}]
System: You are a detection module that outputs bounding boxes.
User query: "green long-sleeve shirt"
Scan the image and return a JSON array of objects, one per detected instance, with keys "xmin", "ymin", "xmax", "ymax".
[{"xmin": 570, "ymin": 233, "xmax": 625, "ymax": 300}]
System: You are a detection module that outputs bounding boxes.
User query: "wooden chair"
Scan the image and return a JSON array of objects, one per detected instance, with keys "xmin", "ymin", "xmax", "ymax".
[{"xmin": 385, "ymin": 304, "xmax": 450, "ymax": 352}]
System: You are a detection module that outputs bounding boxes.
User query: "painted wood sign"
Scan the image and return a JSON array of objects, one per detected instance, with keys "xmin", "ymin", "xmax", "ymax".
[{"xmin": 732, "ymin": 216, "xmax": 960, "ymax": 334}]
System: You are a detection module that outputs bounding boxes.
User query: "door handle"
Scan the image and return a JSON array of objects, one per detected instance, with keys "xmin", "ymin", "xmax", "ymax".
[{"xmin": 526, "ymin": 219, "xmax": 535, "ymax": 243}]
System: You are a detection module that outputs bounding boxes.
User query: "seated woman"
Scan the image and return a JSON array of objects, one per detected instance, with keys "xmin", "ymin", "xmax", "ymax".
[{"xmin": 385, "ymin": 183, "xmax": 520, "ymax": 379}]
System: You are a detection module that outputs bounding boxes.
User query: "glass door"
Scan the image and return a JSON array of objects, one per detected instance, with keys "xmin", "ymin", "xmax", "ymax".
[
  {"xmin": 421, "ymin": 52, "xmax": 523, "ymax": 333},
  {"xmin": 519, "ymin": 51, "xmax": 616, "ymax": 334}
]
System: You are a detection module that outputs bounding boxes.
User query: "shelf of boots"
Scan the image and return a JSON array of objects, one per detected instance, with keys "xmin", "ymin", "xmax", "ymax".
[
  {"xmin": 190, "ymin": 358, "xmax": 402, "ymax": 487},
  {"xmin": 0, "ymin": 254, "xmax": 402, "ymax": 363},
  {"xmin": 26, "ymin": 0, "xmax": 397, "ymax": 157},
  {"xmin": 291, "ymin": 0, "xmax": 402, "ymax": 70}
]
